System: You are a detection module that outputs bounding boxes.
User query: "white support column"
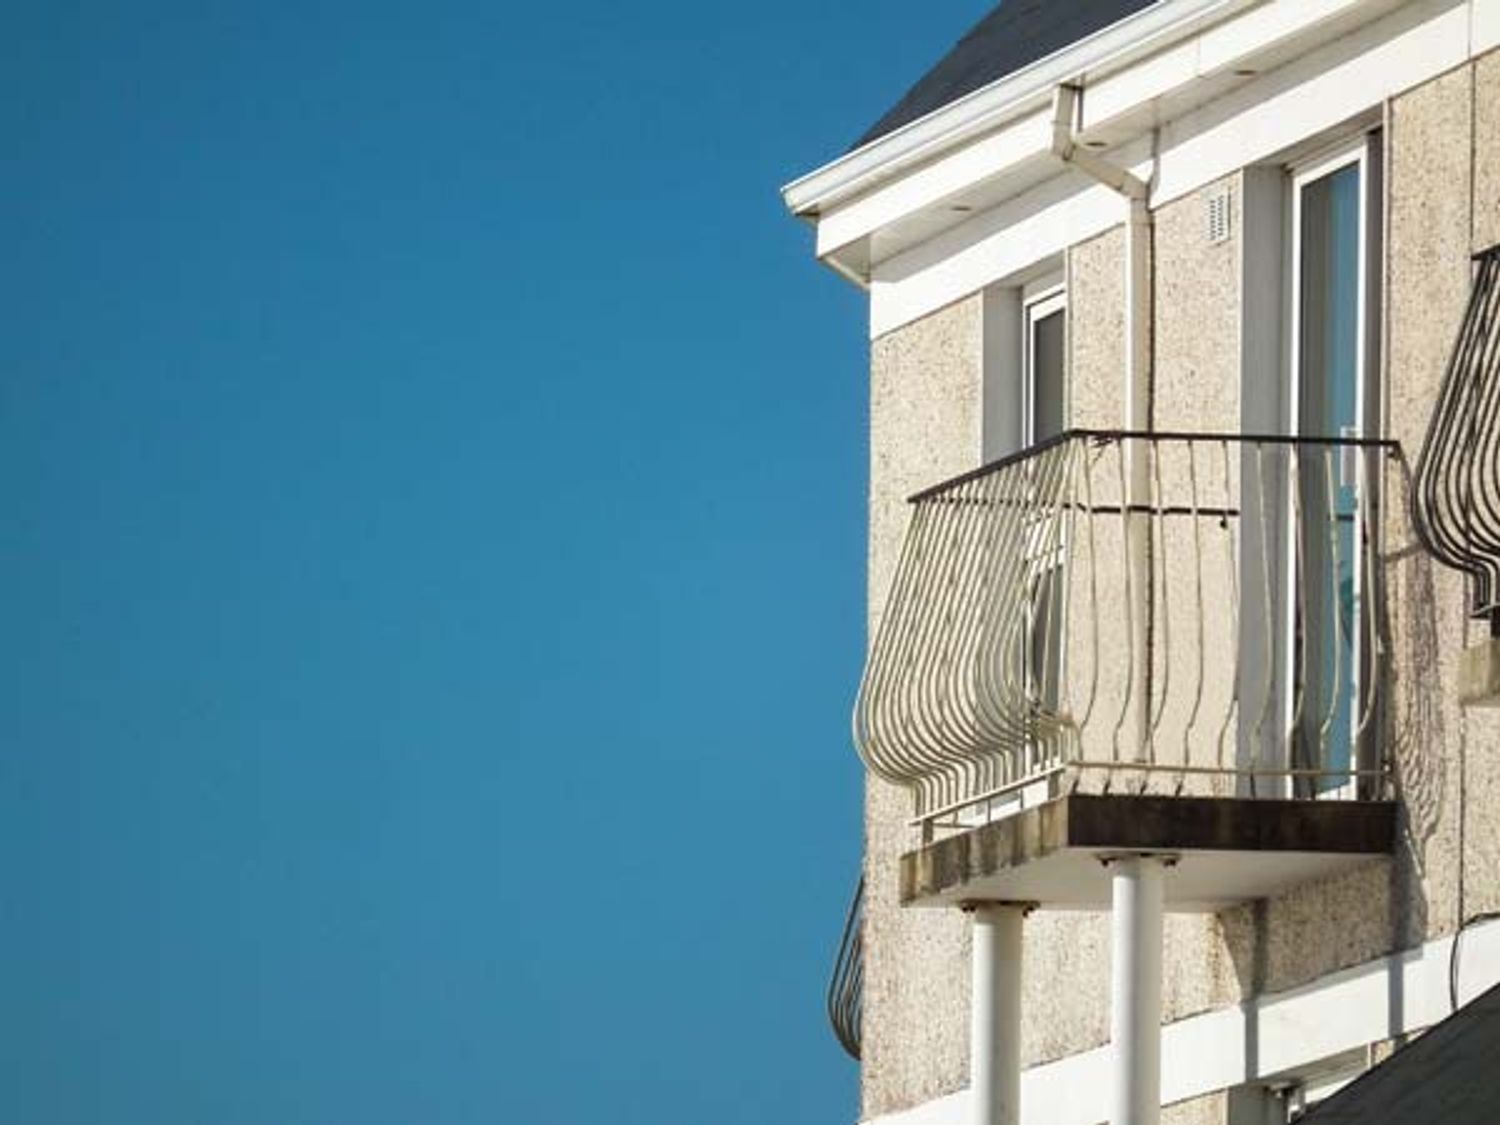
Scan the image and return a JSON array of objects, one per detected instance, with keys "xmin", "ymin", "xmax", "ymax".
[
  {"xmin": 1109, "ymin": 856, "xmax": 1166, "ymax": 1125},
  {"xmin": 969, "ymin": 903, "xmax": 1026, "ymax": 1125}
]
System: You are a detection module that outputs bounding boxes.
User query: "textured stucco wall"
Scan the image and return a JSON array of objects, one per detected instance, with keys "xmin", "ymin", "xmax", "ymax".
[
  {"xmin": 1150, "ymin": 178, "xmax": 1243, "ymax": 804},
  {"xmin": 864, "ymin": 296, "xmax": 983, "ymax": 1118},
  {"xmin": 1154, "ymin": 178, "xmax": 1241, "ymax": 433},
  {"xmin": 1066, "ymin": 229, "xmax": 1134, "ymax": 772},
  {"xmin": 1163, "ymin": 1091, "xmax": 1227, "ymax": 1125},
  {"xmin": 1474, "ymin": 51, "xmax": 1500, "ymax": 252},
  {"xmin": 1068, "ymin": 227, "xmax": 1127, "ymax": 430}
]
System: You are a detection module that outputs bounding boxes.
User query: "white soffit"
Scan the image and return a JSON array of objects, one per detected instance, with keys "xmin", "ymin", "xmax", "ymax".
[
  {"xmin": 786, "ymin": 0, "xmax": 1435, "ymax": 292},
  {"xmin": 867, "ymin": 0, "xmax": 1473, "ymax": 338}
]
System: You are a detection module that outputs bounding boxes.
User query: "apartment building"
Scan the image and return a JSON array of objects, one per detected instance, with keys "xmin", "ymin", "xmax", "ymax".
[{"xmin": 785, "ymin": 2, "xmax": 1500, "ymax": 1123}]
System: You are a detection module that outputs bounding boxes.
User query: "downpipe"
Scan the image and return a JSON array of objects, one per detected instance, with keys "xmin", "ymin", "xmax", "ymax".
[
  {"xmin": 1050, "ymin": 83, "xmax": 1153, "ymax": 757},
  {"xmin": 1053, "ymin": 83, "xmax": 1164, "ymax": 1125}
]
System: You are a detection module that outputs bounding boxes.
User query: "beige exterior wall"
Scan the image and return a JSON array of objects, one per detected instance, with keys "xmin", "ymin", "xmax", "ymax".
[
  {"xmin": 1163, "ymin": 1092, "xmax": 1228, "ymax": 1125},
  {"xmin": 857, "ymin": 48, "xmax": 1500, "ymax": 1123},
  {"xmin": 864, "ymin": 296, "xmax": 982, "ymax": 1117},
  {"xmin": 1153, "ymin": 178, "xmax": 1241, "ymax": 434},
  {"xmin": 1068, "ymin": 225, "xmax": 1127, "ymax": 431}
]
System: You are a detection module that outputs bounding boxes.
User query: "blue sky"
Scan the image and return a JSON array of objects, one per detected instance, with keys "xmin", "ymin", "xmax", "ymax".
[{"xmin": 4, "ymin": 3, "xmax": 992, "ymax": 1122}]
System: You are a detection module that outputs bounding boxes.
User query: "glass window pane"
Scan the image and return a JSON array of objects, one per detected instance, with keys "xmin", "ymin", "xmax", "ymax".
[
  {"xmin": 1031, "ymin": 308, "xmax": 1066, "ymax": 442},
  {"xmin": 1296, "ymin": 160, "xmax": 1362, "ymax": 791}
]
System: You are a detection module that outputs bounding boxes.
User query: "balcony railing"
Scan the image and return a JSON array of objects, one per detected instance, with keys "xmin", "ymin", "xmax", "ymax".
[
  {"xmin": 827, "ymin": 875, "xmax": 863, "ymax": 1060},
  {"xmin": 1414, "ymin": 244, "xmax": 1500, "ymax": 622},
  {"xmin": 855, "ymin": 430, "xmax": 1405, "ymax": 839}
]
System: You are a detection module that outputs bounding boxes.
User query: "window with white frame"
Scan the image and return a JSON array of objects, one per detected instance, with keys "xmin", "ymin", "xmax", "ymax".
[
  {"xmin": 1286, "ymin": 132, "xmax": 1382, "ymax": 797},
  {"xmin": 1021, "ymin": 282, "xmax": 1067, "ymax": 717},
  {"xmin": 1022, "ymin": 284, "xmax": 1067, "ymax": 446},
  {"xmin": 980, "ymin": 271, "xmax": 1067, "ymax": 461},
  {"xmin": 975, "ymin": 274, "xmax": 1070, "ymax": 790}
]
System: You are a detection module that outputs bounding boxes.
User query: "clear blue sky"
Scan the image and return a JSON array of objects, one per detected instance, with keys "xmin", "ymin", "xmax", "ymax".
[{"xmin": 4, "ymin": 3, "xmax": 991, "ymax": 1122}]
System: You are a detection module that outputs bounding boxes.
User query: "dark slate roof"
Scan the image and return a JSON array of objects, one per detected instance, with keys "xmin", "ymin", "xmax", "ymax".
[
  {"xmin": 1300, "ymin": 980, "xmax": 1500, "ymax": 1123},
  {"xmin": 854, "ymin": 0, "xmax": 1159, "ymax": 150}
]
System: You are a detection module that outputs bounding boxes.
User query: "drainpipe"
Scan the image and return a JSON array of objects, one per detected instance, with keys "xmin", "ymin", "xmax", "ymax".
[
  {"xmin": 966, "ymin": 903, "xmax": 1027, "ymax": 1125},
  {"xmin": 1050, "ymin": 83, "xmax": 1153, "ymax": 758},
  {"xmin": 1052, "ymin": 83, "xmax": 1163, "ymax": 1125}
]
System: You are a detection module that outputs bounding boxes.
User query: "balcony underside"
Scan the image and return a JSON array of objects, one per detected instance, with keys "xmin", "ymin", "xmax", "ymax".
[{"xmin": 900, "ymin": 794, "xmax": 1396, "ymax": 912}]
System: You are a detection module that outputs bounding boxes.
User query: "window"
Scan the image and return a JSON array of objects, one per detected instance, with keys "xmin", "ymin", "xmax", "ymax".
[
  {"xmin": 976, "ymin": 276, "xmax": 1070, "ymax": 762},
  {"xmin": 1021, "ymin": 284, "xmax": 1068, "ymax": 718},
  {"xmin": 981, "ymin": 273, "xmax": 1067, "ymax": 460},
  {"xmin": 1286, "ymin": 135, "xmax": 1381, "ymax": 796},
  {"xmin": 1022, "ymin": 286, "xmax": 1067, "ymax": 446}
]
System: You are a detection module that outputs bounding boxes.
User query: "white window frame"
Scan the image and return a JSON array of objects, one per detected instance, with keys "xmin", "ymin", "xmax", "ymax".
[
  {"xmin": 1018, "ymin": 281, "xmax": 1069, "ymax": 763},
  {"xmin": 1021, "ymin": 283, "xmax": 1067, "ymax": 448},
  {"xmin": 1282, "ymin": 132, "xmax": 1381, "ymax": 801}
]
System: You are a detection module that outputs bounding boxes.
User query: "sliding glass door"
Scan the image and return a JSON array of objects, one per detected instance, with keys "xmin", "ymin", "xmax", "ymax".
[{"xmin": 1289, "ymin": 139, "xmax": 1378, "ymax": 796}]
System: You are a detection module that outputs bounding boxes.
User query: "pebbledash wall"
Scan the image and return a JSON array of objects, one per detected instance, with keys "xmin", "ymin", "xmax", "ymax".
[{"xmin": 859, "ymin": 48, "xmax": 1500, "ymax": 1125}]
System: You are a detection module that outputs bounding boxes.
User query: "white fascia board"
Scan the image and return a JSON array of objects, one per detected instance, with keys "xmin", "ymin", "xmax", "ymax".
[
  {"xmin": 1078, "ymin": 0, "xmax": 1398, "ymax": 126},
  {"xmin": 781, "ymin": 0, "xmax": 1246, "ymax": 219},
  {"xmin": 1476, "ymin": 0, "xmax": 1500, "ymax": 51},
  {"xmin": 860, "ymin": 916, "xmax": 1500, "ymax": 1125},
  {"xmin": 868, "ymin": 0, "xmax": 1473, "ymax": 338},
  {"xmin": 1194, "ymin": 0, "xmax": 1393, "ymax": 71}
]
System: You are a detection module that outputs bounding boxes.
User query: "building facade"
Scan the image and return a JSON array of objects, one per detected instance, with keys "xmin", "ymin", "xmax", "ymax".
[{"xmin": 786, "ymin": 2, "xmax": 1500, "ymax": 1123}]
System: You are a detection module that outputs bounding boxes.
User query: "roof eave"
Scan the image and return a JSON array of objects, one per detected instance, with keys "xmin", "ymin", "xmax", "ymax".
[{"xmin": 780, "ymin": 0, "xmax": 1245, "ymax": 222}]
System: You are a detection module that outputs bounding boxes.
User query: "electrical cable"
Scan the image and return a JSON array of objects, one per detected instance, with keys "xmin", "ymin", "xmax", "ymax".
[{"xmin": 1448, "ymin": 910, "xmax": 1500, "ymax": 1011}]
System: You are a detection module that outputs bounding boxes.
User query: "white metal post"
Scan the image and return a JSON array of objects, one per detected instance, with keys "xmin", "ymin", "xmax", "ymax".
[
  {"xmin": 1110, "ymin": 856, "xmax": 1165, "ymax": 1125},
  {"xmin": 970, "ymin": 903, "xmax": 1025, "ymax": 1125},
  {"xmin": 1124, "ymin": 197, "xmax": 1153, "ymax": 756}
]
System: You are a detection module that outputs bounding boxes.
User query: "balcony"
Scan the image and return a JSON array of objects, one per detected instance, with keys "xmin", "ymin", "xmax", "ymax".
[
  {"xmin": 856, "ymin": 430, "xmax": 1403, "ymax": 910},
  {"xmin": 826, "ymin": 875, "xmax": 863, "ymax": 1061}
]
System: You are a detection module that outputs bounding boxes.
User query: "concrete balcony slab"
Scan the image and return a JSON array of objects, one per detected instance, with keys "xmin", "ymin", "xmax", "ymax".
[{"xmin": 900, "ymin": 794, "xmax": 1397, "ymax": 912}]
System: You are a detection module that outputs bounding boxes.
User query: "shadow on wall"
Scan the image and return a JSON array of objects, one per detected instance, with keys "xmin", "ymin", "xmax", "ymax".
[
  {"xmin": 1390, "ymin": 544, "xmax": 1447, "ymax": 859},
  {"xmin": 1217, "ymin": 539, "xmax": 1445, "ymax": 1066}
]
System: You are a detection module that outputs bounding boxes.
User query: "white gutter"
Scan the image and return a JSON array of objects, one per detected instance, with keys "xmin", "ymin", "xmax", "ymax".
[{"xmin": 781, "ymin": 0, "xmax": 1246, "ymax": 218}]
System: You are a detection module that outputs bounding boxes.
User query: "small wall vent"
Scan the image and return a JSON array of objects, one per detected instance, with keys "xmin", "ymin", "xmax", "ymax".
[{"xmin": 1207, "ymin": 189, "xmax": 1232, "ymax": 245}]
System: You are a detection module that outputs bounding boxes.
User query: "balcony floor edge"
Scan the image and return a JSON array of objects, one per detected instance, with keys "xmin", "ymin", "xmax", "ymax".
[{"xmin": 900, "ymin": 794, "xmax": 1398, "ymax": 912}]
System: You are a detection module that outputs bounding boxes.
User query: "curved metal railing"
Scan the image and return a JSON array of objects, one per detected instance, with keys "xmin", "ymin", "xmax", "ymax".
[
  {"xmin": 827, "ymin": 875, "xmax": 864, "ymax": 1060},
  {"xmin": 1414, "ymin": 245, "xmax": 1500, "ymax": 622},
  {"xmin": 854, "ymin": 430, "xmax": 1404, "ymax": 838}
]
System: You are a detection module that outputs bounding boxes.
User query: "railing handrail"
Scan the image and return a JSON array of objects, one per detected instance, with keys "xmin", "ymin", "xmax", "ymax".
[
  {"xmin": 1413, "ymin": 242, "xmax": 1500, "ymax": 621},
  {"xmin": 909, "ymin": 429, "xmax": 1402, "ymax": 503},
  {"xmin": 859, "ymin": 429, "xmax": 1406, "ymax": 839}
]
